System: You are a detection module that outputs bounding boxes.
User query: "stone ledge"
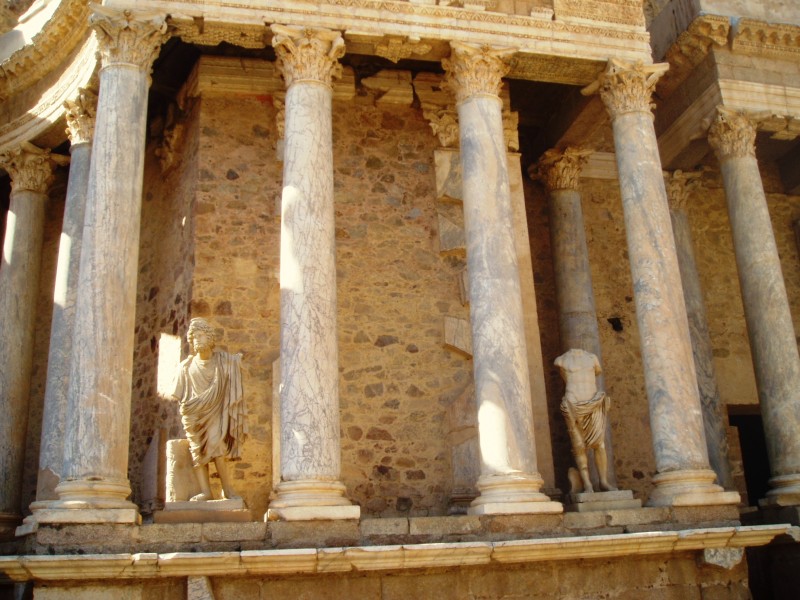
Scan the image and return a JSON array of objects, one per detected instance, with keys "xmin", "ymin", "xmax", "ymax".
[{"xmin": 0, "ymin": 524, "xmax": 787, "ymax": 582}]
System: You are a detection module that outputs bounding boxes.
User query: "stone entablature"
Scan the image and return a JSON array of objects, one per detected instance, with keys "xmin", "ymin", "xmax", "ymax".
[{"xmin": 732, "ymin": 18, "xmax": 800, "ymax": 61}]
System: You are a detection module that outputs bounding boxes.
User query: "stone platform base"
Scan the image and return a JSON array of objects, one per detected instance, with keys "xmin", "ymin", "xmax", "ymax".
[
  {"xmin": 468, "ymin": 501, "xmax": 564, "ymax": 516},
  {"xmin": 32, "ymin": 507, "xmax": 141, "ymax": 526},
  {"xmin": 155, "ymin": 498, "xmax": 251, "ymax": 523},
  {"xmin": 567, "ymin": 490, "xmax": 642, "ymax": 512},
  {"xmin": 266, "ymin": 505, "xmax": 361, "ymax": 521}
]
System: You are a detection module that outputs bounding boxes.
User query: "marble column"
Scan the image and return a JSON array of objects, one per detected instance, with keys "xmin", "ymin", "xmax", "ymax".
[
  {"xmin": 0, "ymin": 143, "xmax": 60, "ymax": 532},
  {"xmin": 43, "ymin": 8, "xmax": 167, "ymax": 524},
  {"xmin": 267, "ymin": 25, "xmax": 359, "ymax": 521},
  {"xmin": 708, "ymin": 108, "xmax": 800, "ymax": 506},
  {"xmin": 664, "ymin": 170, "xmax": 734, "ymax": 491},
  {"xmin": 535, "ymin": 147, "xmax": 617, "ymax": 489},
  {"xmin": 583, "ymin": 60, "xmax": 738, "ymax": 506},
  {"xmin": 34, "ymin": 89, "xmax": 98, "ymax": 508},
  {"xmin": 444, "ymin": 42, "xmax": 561, "ymax": 515}
]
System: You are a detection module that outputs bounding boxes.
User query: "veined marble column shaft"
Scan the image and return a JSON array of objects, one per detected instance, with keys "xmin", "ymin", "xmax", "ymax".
[
  {"xmin": 665, "ymin": 171, "xmax": 733, "ymax": 491},
  {"xmin": 34, "ymin": 89, "xmax": 97, "ymax": 507},
  {"xmin": 48, "ymin": 8, "xmax": 167, "ymax": 523},
  {"xmin": 535, "ymin": 148, "xmax": 616, "ymax": 489},
  {"xmin": 0, "ymin": 143, "xmax": 59, "ymax": 531},
  {"xmin": 444, "ymin": 42, "xmax": 561, "ymax": 515},
  {"xmin": 267, "ymin": 25, "xmax": 359, "ymax": 521},
  {"xmin": 583, "ymin": 60, "xmax": 738, "ymax": 506},
  {"xmin": 709, "ymin": 108, "xmax": 800, "ymax": 506}
]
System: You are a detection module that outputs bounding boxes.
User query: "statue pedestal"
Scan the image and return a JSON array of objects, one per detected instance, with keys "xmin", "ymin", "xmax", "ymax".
[
  {"xmin": 154, "ymin": 498, "xmax": 251, "ymax": 523},
  {"xmin": 567, "ymin": 490, "xmax": 641, "ymax": 512}
]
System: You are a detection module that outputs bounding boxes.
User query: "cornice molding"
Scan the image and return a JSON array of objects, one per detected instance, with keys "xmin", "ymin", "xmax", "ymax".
[{"xmin": 732, "ymin": 18, "xmax": 800, "ymax": 61}]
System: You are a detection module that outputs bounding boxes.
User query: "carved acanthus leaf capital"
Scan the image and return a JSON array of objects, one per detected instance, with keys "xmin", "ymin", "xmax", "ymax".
[
  {"xmin": 532, "ymin": 147, "xmax": 592, "ymax": 192},
  {"xmin": 663, "ymin": 170, "xmax": 703, "ymax": 212},
  {"xmin": 271, "ymin": 25, "xmax": 345, "ymax": 88},
  {"xmin": 0, "ymin": 142, "xmax": 68, "ymax": 194},
  {"xmin": 707, "ymin": 107, "xmax": 757, "ymax": 160},
  {"xmin": 423, "ymin": 106, "xmax": 460, "ymax": 148},
  {"xmin": 443, "ymin": 42, "xmax": 514, "ymax": 103},
  {"xmin": 582, "ymin": 59, "xmax": 668, "ymax": 119},
  {"xmin": 91, "ymin": 6, "xmax": 169, "ymax": 73},
  {"xmin": 64, "ymin": 87, "xmax": 98, "ymax": 146}
]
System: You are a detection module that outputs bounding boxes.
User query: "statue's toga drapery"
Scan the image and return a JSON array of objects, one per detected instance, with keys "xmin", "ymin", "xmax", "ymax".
[{"xmin": 172, "ymin": 351, "xmax": 247, "ymax": 466}]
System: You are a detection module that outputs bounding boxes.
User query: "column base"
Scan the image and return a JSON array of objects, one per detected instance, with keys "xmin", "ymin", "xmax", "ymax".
[
  {"xmin": 467, "ymin": 473, "xmax": 563, "ymax": 516},
  {"xmin": 646, "ymin": 469, "xmax": 740, "ymax": 507},
  {"xmin": 266, "ymin": 479, "xmax": 360, "ymax": 521},
  {"xmin": 33, "ymin": 478, "xmax": 142, "ymax": 524},
  {"xmin": 760, "ymin": 473, "xmax": 800, "ymax": 507}
]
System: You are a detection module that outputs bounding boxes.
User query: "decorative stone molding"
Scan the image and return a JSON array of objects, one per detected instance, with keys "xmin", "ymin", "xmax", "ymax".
[
  {"xmin": 0, "ymin": 0, "xmax": 90, "ymax": 102},
  {"xmin": 554, "ymin": 0, "xmax": 645, "ymax": 28},
  {"xmin": 423, "ymin": 107, "xmax": 460, "ymax": 147},
  {"xmin": 663, "ymin": 170, "xmax": 703, "ymax": 212},
  {"xmin": 759, "ymin": 115, "xmax": 800, "ymax": 141},
  {"xmin": 443, "ymin": 42, "xmax": 514, "ymax": 103},
  {"xmin": 271, "ymin": 25, "xmax": 345, "ymax": 88},
  {"xmin": 439, "ymin": 0, "xmax": 497, "ymax": 10},
  {"xmin": 170, "ymin": 17, "xmax": 267, "ymax": 49},
  {"xmin": 374, "ymin": 35, "xmax": 432, "ymax": 63},
  {"xmin": 91, "ymin": 6, "xmax": 168, "ymax": 73},
  {"xmin": 707, "ymin": 107, "xmax": 757, "ymax": 161},
  {"xmin": 581, "ymin": 59, "xmax": 669, "ymax": 119},
  {"xmin": 64, "ymin": 87, "xmax": 98, "ymax": 146},
  {"xmin": 0, "ymin": 142, "xmax": 65, "ymax": 193},
  {"xmin": 532, "ymin": 147, "xmax": 592, "ymax": 192},
  {"xmin": 660, "ymin": 15, "xmax": 730, "ymax": 96},
  {"xmin": 732, "ymin": 19, "xmax": 800, "ymax": 61}
]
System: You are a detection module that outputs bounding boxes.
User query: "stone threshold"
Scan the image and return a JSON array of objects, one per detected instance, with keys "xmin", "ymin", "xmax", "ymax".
[{"xmin": 0, "ymin": 524, "xmax": 788, "ymax": 583}]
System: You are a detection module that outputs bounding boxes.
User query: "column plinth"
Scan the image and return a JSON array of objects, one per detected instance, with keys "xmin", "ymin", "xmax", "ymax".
[
  {"xmin": 534, "ymin": 148, "xmax": 617, "ymax": 490},
  {"xmin": 445, "ymin": 42, "xmax": 561, "ymax": 516},
  {"xmin": 584, "ymin": 60, "xmax": 738, "ymax": 507},
  {"xmin": 0, "ymin": 143, "xmax": 61, "ymax": 535},
  {"xmin": 665, "ymin": 171, "xmax": 734, "ymax": 491},
  {"xmin": 47, "ymin": 8, "xmax": 167, "ymax": 525},
  {"xmin": 709, "ymin": 108, "xmax": 800, "ymax": 506},
  {"xmin": 266, "ymin": 25, "xmax": 359, "ymax": 522}
]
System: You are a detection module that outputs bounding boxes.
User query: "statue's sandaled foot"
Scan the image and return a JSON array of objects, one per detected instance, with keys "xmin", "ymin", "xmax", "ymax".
[
  {"xmin": 190, "ymin": 492, "xmax": 212, "ymax": 502},
  {"xmin": 599, "ymin": 481, "xmax": 618, "ymax": 492}
]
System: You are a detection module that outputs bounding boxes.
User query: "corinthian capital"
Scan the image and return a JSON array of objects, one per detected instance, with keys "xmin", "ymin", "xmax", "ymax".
[
  {"xmin": 91, "ymin": 6, "xmax": 168, "ymax": 73},
  {"xmin": 707, "ymin": 107, "xmax": 757, "ymax": 160},
  {"xmin": 532, "ymin": 148, "xmax": 592, "ymax": 192},
  {"xmin": 664, "ymin": 170, "xmax": 703, "ymax": 212},
  {"xmin": 582, "ymin": 59, "xmax": 668, "ymax": 119},
  {"xmin": 0, "ymin": 142, "xmax": 67, "ymax": 194},
  {"xmin": 64, "ymin": 88, "xmax": 98, "ymax": 146},
  {"xmin": 271, "ymin": 25, "xmax": 345, "ymax": 88},
  {"xmin": 443, "ymin": 42, "xmax": 514, "ymax": 103}
]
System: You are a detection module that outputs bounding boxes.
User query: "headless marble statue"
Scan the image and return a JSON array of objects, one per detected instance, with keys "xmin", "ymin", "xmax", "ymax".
[
  {"xmin": 555, "ymin": 348, "xmax": 616, "ymax": 493},
  {"xmin": 172, "ymin": 318, "xmax": 247, "ymax": 501}
]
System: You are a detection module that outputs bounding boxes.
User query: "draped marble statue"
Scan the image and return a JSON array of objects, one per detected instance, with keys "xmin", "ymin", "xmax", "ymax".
[
  {"xmin": 555, "ymin": 348, "xmax": 616, "ymax": 493},
  {"xmin": 172, "ymin": 318, "xmax": 247, "ymax": 501}
]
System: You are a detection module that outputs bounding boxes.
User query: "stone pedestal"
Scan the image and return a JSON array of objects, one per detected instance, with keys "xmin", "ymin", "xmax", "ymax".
[
  {"xmin": 583, "ymin": 60, "xmax": 738, "ymax": 507},
  {"xmin": 665, "ymin": 171, "xmax": 734, "ymax": 491},
  {"xmin": 31, "ymin": 90, "xmax": 98, "ymax": 519},
  {"xmin": 266, "ymin": 25, "xmax": 359, "ymax": 522},
  {"xmin": 535, "ymin": 148, "xmax": 617, "ymax": 489},
  {"xmin": 444, "ymin": 42, "xmax": 561, "ymax": 516},
  {"xmin": 708, "ymin": 108, "xmax": 800, "ymax": 506},
  {"xmin": 0, "ymin": 143, "xmax": 61, "ymax": 535},
  {"xmin": 50, "ymin": 8, "xmax": 167, "ymax": 524},
  {"xmin": 567, "ymin": 490, "xmax": 642, "ymax": 512}
]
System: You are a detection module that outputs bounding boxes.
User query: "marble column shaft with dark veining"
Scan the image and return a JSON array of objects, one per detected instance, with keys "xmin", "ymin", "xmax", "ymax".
[
  {"xmin": 709, "ymin": 108, "xmax": 800, "ymax": 504},
  {"xmin": 0, "ymin": 144, "xmax": 57, "ymax": 526}
]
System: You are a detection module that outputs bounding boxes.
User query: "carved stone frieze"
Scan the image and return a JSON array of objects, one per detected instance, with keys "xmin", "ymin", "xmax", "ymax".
[
  {"xmin": 663, "ymin": 170, "xmax": 703, "ymax": 213},
  {"xmin": 423, "ymin": 107, "xmax": 460, "ymax": 148},
  {"xmin": 64, "ymin": 87, "xmax": 98, "ymax": 146},
  {"xmin": 554, "ymin": 0, "xmax": 645, "ymax": 27},
  {"xmin": 91, "ymin": 6, "xmax": 168, "ymax": 73},
  {"xmin": 439, "ymin": 0, "xmax": 498, "ymax": 10},
  {"xmin": 0, "ymin": 142, "xmax": 66, "ymax": 193},
  {"xmin": 169, "ymin": 17, "xmax": 268, "ymax": 49},
  {"xmin": 533, "ymin": 147, "xmax": 592, "ymax": 192},
  {"xmin": 660, "ymin": 15, "xmax": 730, "ymax": 96},
  {"xmin": 732, "ymin": 19, "xmax": 800, "ymax": 61},
  {"xmin": 271, "ymin": 25, "xmax": 345, "ymax": 88},
  {"xmin": 443, "ymin": 42, "xmax": 514, "ymax": 103},
  {"xmin": 582, "ymin": 59, "xmax": 669, "ymax": 119},
  {"xmin": 707, "ymin": 107, "xmax": 757, "ymax": 161},
  {"xmin": 375, "ymin": 36, "xmax": 432, "ymax": 63}
]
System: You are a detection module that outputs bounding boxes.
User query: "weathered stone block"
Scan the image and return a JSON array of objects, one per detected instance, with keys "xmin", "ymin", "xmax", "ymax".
[
  {"xmin": 409, "ymin": 515, "xmax": 481, "ymax": 536},
  {"xmin": 360, "ymin": 517, "xmax": 409, "ymax": 536},
  {"xmin": 202, "ymin": 521, "xmax": 267, "ymax": 542},
  {"xmin": 269, "ymin": 520, "xmax": 360, "ymax": 548},
  {"xmin": 136, "ymin": 523, "xmax": 202, "ymax": 545}
]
